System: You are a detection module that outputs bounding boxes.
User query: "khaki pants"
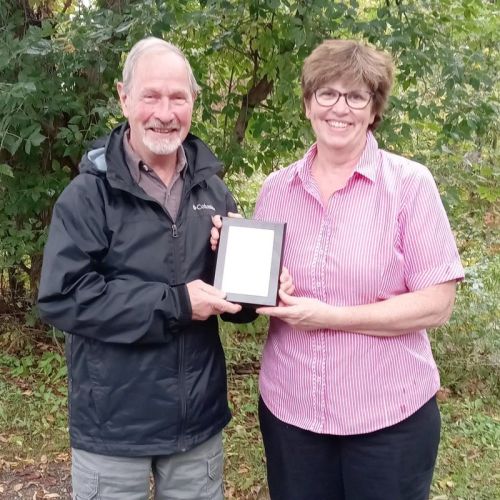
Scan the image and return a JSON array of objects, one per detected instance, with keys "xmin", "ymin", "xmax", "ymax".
[{"xmin": 71, "ymin": 432, "xmax": 224, "ymax": 500}]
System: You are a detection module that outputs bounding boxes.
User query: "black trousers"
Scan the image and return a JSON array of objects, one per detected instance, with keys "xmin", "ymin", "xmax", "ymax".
[{"xmin": 259, "ymin": 396, "xmax": 440, "ymax": 500}]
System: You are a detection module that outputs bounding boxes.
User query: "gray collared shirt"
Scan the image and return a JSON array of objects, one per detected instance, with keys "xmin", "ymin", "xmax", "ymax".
[{"xmin": 123, "ymin": 131, "xmax": 187, "ymax": 222}]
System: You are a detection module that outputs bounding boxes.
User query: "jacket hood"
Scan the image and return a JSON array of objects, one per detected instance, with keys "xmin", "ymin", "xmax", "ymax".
[{"xmin": 79, "ymin": 123, "xmax": 223, "ymax": 187}]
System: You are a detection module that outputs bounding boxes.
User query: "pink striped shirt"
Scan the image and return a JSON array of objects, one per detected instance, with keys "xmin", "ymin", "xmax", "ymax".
[{"xmin": 254, "ymin": 132, "xmax": 464, "ymax": 435}]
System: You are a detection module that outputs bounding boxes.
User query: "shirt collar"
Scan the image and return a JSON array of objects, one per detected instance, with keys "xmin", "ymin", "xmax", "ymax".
[
  {"xmin": 291, "ymin": 131, "xmax": 379, "ymax": 186},
  {"xmin": 123, "ymin": 129, "xmax": 187, "ymax": 183},
  {"xmin": 355, "ymin": 131, "xmax": 378, "ymax": 182}
]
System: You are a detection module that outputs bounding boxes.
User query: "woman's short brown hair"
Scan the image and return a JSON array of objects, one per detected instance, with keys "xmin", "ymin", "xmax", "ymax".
[{"xmin": 301, "ymin": 39, "xmax": 394, "ymax": 130}]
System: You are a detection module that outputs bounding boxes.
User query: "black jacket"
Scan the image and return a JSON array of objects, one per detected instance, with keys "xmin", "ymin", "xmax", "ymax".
[{"xmin": 38, "ymin": 123, "xmax": 253, "ymax": 456}]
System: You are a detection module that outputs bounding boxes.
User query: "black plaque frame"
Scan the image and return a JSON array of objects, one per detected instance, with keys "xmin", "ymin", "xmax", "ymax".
[{"xmin": 213, "ymin": 217, "xmax": 286, "ymax": 307}]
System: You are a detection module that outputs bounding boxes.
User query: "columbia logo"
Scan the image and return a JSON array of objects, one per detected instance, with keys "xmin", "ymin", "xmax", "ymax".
[{"xmin": 192, "ymin": 203, "xmax": 215, "ymax": 211}]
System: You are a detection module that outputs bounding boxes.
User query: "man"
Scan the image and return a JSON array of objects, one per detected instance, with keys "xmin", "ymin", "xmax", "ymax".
[{"xmin": 38, "ymin": 37, "xmax": 255, "ymax": 500}]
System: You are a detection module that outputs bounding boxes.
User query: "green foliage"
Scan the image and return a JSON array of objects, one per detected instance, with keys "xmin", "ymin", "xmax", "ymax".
[
  {"xmin": 0, "ymin": 6, "xmax": 497, "ymax": 495},
  {"xmin": 433, "ymin": 398, "xmax": 500, "ymax": 499},
  {"xmin": 0, "ymin": 1, "xmax": 498, "ymax": 324},
  {"xmin": 432, "ymin": 251, "xmax": 500, "ymax": 400},
  {"xmin": 0, "ymin": 349, "xmax": 68, "ymax": 456},
  {"xmin": 0, "ymin": 2, "xmax": 128, "ymax": 304}
]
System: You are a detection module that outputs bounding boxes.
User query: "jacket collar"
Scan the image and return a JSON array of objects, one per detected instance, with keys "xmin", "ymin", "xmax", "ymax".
[{"xmin": 80, "ymin": 123, "xmax": 223, "ymax": 193}]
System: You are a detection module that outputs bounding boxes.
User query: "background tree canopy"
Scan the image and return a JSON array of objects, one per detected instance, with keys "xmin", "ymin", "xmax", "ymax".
[
  {"xmin": 0, "ymin": 0, "xmax": 498, "ymax": 312},
  {"xmin": 0, "ymin": 2, "xmax": 498, "ymax": 497}
]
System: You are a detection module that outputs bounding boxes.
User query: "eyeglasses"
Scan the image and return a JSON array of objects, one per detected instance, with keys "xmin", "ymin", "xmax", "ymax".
[{"xmin": 314, "ymin": 88, "xmax": 374, "ymax": 110}]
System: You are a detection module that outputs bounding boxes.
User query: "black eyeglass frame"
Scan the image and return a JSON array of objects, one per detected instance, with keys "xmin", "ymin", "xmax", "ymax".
[{"xmin": 313, "ymin": 88, "xmax": 374, "ymax": 110}]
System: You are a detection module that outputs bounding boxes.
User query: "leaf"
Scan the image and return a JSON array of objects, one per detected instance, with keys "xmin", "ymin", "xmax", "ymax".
[
  {"xmin": 28, "ymin": 129, "xmax": 46, "ymax": 147},
  {"xmin": 115, "ymin": 20, "xmax": 135, "ymax": 34},
  {"xmin": 25, "ymin": 42, "xmax": 52, "ymax": 56},
  {"xmin": 5, "ymin": 136, "xmax": 23, "ymax": 156},
  {"xmin": 0, "ymin": 164, "xmax": 14, "ymax": 177},
  {"xmin": 16, "ymin": 81, "xmax": 37, "ymax": 92}
]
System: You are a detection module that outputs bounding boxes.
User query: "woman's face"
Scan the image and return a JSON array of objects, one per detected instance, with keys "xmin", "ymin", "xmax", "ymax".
[{"xmin": 305, "ymin": 80, "xmax": 375, "ymax": 157}]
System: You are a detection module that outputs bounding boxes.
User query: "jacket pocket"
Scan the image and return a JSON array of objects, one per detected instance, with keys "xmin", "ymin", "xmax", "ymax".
[{"xmin": 85, "ymin": 340, "xmax": 111, "ymax": 425}]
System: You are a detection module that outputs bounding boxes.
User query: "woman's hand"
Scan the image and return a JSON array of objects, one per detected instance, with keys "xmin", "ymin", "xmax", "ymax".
[
  {"xmin": 278, "ymin": 267, "xmax": 295, "ymax": 300},
  {"xmin": 257, "ymin": 290, "xmax": 328, "ymax": 330},
  {"xmin": 256, "ymin": 281, "xmax": 457, "ymax": 336},
  {"xmin": 210, "ymin": 212, "xmax": 242, "ymax": 251}
]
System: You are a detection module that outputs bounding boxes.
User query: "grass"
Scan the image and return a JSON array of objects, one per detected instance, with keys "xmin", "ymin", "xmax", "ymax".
[
  {"xmin": 0, "ymin": 349, "xmax": 68, "ymax": 460},
  {"xmin": 0, "ymin": 334, "xmax": 499, "ymax": 499},
  {"xmin": 432, "ymin": 398, "xmax": 500, "ymax": 499}
]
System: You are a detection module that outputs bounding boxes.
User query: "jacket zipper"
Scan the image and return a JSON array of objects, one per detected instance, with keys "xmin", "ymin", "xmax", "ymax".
[
  {"xmin": 178, "ymin": 333, "xmax": 187, "ymax": 452},
  {"xmin": 128, "ymin": 188, "xmax": 190, "ymax": 451},
  {"xmin": 174, "ymin": 183, "xmax": 202, "ymax": 453},
  {"xmin": 116, "ymin": 181, "xmax": 204, "ymax": 453}
]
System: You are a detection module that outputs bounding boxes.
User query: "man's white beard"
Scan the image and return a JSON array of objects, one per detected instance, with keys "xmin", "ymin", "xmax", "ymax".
[{"xmin": 143, "ymin": 132, "xmax": 181, "ymax": 156}]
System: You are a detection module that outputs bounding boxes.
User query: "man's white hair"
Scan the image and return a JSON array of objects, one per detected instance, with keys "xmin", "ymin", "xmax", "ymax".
[{"xmin": 122, "ymin": 37, "xmax": 200, "ymax": 96}]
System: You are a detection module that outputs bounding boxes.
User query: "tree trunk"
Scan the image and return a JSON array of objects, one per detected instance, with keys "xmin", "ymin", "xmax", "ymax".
[{"xmin": 233, "ymin": 76, "xmax": 274, "ymax": 144}]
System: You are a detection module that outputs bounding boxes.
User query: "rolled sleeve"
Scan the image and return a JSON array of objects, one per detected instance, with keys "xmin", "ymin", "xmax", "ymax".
[{"xmin": 400, "ymin": 166, "xmax": 464, "ymax": 291}]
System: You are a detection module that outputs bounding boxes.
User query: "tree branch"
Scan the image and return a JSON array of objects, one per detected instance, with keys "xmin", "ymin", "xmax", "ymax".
[{"xmin": 233, "ymin": 75, "xmax": 273, "ymax": 144}]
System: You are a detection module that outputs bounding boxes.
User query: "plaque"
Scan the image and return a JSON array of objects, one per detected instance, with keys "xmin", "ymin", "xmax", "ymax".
[{"xmin": 213, "ymin": 217, "xmax": 286, "ymax": 306}]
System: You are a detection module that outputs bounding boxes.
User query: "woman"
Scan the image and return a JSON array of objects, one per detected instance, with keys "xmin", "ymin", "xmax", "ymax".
[{"xmin": 253, "ymin": 40, "xmax": 464, "ymax": 500}]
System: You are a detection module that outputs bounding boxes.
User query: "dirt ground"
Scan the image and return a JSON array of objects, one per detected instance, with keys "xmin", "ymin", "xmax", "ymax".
[{"xmin": 0, "ymin": 459, "xmax": 71, "ymax": 499}]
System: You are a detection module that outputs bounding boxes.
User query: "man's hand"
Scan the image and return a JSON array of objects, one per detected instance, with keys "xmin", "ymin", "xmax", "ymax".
[
  {"xmin": 210, "ymin": 212, "xmax": 242, "ymax": 251},
  {"xmin": 187, "ymin": 279, "xmax": 242, "ymax": 320}
]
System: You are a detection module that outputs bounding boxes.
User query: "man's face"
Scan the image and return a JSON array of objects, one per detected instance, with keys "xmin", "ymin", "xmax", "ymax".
[{"xmin": 117, "ymin": 51, "xmax": 195, "ymax": 165}]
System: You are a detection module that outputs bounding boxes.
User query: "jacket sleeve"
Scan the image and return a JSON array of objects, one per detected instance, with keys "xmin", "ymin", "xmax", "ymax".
[
  {"xmin": 37, "ymin": 177, "xmax": 192, "ymax": 344},
  {"xmin": 219, "ymin": 190, "xmax": 258, "ymax": 324}
]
